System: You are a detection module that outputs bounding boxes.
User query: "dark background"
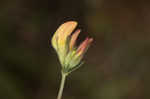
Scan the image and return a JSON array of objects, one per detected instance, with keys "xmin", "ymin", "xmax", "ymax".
[{"xmin": 0, "ymin": 0, "xmax": 150, "ymax": 99}]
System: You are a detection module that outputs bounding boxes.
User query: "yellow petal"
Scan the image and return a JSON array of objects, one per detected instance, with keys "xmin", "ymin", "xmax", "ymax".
[
  {"xmin": 51, "ymin": 21, "xmax": 78, "ymax": 51},
  {"xmin": 57, "ymin": 21, "xmax": 77, "ymax": 48}
]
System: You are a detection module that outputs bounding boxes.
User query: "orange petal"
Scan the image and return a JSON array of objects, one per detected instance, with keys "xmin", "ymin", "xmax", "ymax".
[
  {"xmin": 69, "ymin": 29, "xmax": 81, "ymax": 50},
  {"xmin": 57, "ymin": 21, "xmax": 77, "ymax": 42}
]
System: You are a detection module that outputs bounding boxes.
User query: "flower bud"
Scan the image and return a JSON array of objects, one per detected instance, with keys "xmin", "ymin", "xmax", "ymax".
[{"xmin": 51, "ymin": 21, "xmax": 93, "ymax": 74}]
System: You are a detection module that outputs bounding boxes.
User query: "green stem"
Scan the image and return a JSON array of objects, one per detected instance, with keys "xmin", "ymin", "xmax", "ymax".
[{"xmin": 57, "ymin": 72, "xmax": 67, "ymax": 99}]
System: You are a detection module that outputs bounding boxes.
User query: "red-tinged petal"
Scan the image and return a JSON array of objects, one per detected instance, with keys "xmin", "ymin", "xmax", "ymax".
[
  {"xmin": 69, "ymin": 29, "xmax": 81, "ymax": 50},
  {"xmin": 77, "ymin": 38, "xmax": 89, "ymax": 53},
  {"xmin": 76, "ymin": 37, "xmax": 93, "ymax": 56}
]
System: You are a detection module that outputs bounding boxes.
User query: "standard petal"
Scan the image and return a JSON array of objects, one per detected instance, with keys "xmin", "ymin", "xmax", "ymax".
[
  {"xmin": 51, "ymin": 21, "xmax": 78, "ymax": 51},
  {"xmin": 57, "ymin": 21, "xmax": 77, "ymax": 48}
]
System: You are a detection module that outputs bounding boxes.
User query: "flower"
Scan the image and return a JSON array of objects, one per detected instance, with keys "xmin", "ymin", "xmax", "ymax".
[{"xmin": 51, "ymin": 21, "xmax": 93, "ymax": 74}]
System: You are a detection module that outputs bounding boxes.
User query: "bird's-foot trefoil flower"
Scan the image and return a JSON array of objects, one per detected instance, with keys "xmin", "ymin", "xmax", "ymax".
[
  {"xmin": 51, "ymin": 21, "xmax": 93, "ymax": 99},
  {"xmin": 52, "ymin": 21, "xmax": 93, "ymax": 74}
]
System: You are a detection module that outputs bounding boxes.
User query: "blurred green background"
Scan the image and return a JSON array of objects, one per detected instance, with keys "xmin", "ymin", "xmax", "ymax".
[{"xmin": 0, "ymin": 0, "xmax": 150, "ymax": 99}]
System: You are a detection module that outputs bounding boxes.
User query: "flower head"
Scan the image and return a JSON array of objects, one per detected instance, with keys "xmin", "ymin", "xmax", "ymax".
[{"xmin": 51, "ymin": 21, "xmax": 93, "ymax": 74}]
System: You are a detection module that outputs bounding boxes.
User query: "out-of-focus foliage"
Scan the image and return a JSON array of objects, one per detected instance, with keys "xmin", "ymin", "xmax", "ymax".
[{"xmin": 0, "ymin": 0, "xmax": 150, "ymax": 99}]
